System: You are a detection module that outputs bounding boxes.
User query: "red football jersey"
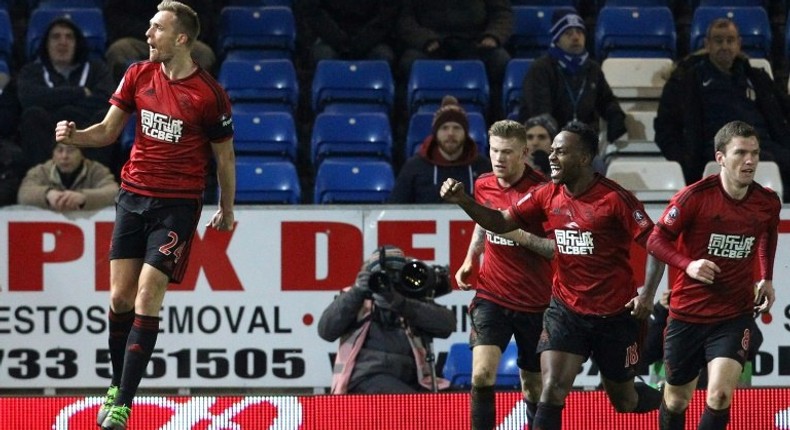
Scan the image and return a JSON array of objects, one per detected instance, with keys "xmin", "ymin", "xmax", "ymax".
[
  {"xmin": 111, "ymin": 61, "xmax": 233, "ymax": 199},
  {"xmin": 509, "ymin": 174, "xmax": 654, "ymax": 316},
  {"xmin": 654, "ymin": 175, "xmax": 780, "ymax": 323},
  {"xmin": 474, "ymin": 167, "xmax": 552, "ymax": 313}
]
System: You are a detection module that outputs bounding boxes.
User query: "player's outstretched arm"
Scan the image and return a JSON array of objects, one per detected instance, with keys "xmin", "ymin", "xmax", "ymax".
[
  {"xmin": 55, "ymin": 105, "xmax": 129, "ymax": 148},
  {"xmin": 440, "ymin": 178, "xmax": 519, "ymax": 234}
]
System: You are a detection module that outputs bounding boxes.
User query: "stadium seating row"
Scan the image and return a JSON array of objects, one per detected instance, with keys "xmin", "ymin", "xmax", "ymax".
[{"xmin": 0, "ymin": 2, "xmax": 778, "ymax": 68}]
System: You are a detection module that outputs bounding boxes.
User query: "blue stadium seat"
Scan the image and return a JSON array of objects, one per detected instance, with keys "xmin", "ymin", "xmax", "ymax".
[
  {"xmin": 313, "ymin": 159, "xmax": 394, "ymax": 204},
  {"xmin": 502, "ymin": 58, "xmax": 533, "ymax": 119},
  {"xmin": 224, "ymin": 0, "xmax": 292, "ymax": 6},
  {"xmin": 509, "ymin": 6, "xmax": 575, "ymax": 59},
  {"xmin": 595, "ymin": 6, "xmax": 676, "ymax": 60},
  {"xmin": 604, "ymin": 0, "xmax": 668, "ymax": 6},
  {"xmin": 235, "ymin": 157, "xmax": 301, "ymax": 204},
  {"xmin": 311, "ymin": 112, "xmax": 392, "ymax": 167},
  {"xmin": 442, "ymin": 342, "xmax": 520, "ymax": 389},
  {"xmin": 442, "ymin": 343, "xmax": 472, "ymax": 387},
  {"xmin": 120, "ymin": 113, "xmax": 136, "ymax": 153},
  {"xmin": 511, "ymin": 0, "xmax": 574, "ymax": 5},
  {"xmin": 690, "ymin": 6, "xmax": 771, "ymax": 59},
  {"xmin": 35, "ymin": 0, "xmax": 103, "ymax": 8},
  {"xmin": 407, "ymin": 60, "xmax": 489, "ymax": 115},
  {"xmin": 233, "ymin": 111, "xmax": 297, "ymax": 161},
  {"xmin": 311, "ymin": 60, "xmax": 395, "ymax": 114},
  {"xmin": 218, "ymin": 6, "xmax": 295, "ymax": 60},
  {"xmin": 217, "ymin": 58, "xmax": 299, "ymax": 113},
  {"xmin": 405, "ymin": 111, "xmax": 488, "ymax": 158},
  {"xmin": 26, "ymin": 7, "xmax": 106, "ymax": 60},
  {"xmin": 0, "ymin": 9, "xmax": 11, "ymax": 64},
  {"xmin": 696, "ymin": 0, "xmax": 764, "ymax": 7}
]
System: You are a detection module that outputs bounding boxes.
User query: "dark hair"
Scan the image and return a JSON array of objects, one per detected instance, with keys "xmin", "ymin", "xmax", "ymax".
[
  {"xmin": 714, "ymin": 120, "xmax": 758, "ymax": 154},
  {"xmin": 706, "ymin": 18, "xmax": 739, "ymax": 39},
  {"xmin": 158, "ymin": 0, "xmax": 200, "ymax": 46},
  {"xmin": 561, "ymin": 121, "xmax": 599, "ymax": 158},
  {"xmin": 488, "ymin": 119, "xmax": 527, "ymax": 144}
]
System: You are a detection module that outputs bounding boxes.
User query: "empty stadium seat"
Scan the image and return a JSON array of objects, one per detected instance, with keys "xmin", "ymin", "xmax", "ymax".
[
  {"xmin": 442, "ymin": 343, "xmax": 472, "ymax": 387},
  {"xmin": 511, "ymin": 0, "xmax": 574, "ymax": 5},
  {"xmin": 697, "ymin": 0, "xmax": 764, "ymax": 6},
  {"xmin": 595, "ymin": 6, "xmax": 676, "ymax": 60},
  {"xmin": 313, "ymin": 159, "xmax": 395, "ymax": 204},
  {"xmin": 604, "ymin": 0, "xmax": 669, "ymax": 5},
  {"xmin": 311, "ymin": 60, "xmax": 395, "ymax": 114},
  {"xmin": 235, "ymin": 157, "xmax": 301, "ymax": 204},
  {"xmin": 35, "ymin": 0, "xmax": 103, "ymax": 7},
  {"xmin": 502, "ymin": 58, "xmax": 533, "ymax": 119},
  {"xmin": 509, "ymin": 6, "xmax": 575, "ymax": 59},
  {"xmin": 703, "ymin": 160, "xmax": 783, "ymax": 200},
  {"xmin": 233, "ymin": 111, "xmax": 297, "ymax": 161},
  {"xmin": 225, "ymin": 0, "xmax": 292, "ymax": 6},
  {"xmin": 405, "ymin": 111, "xmax": 489, "ymax": 158},
  {"xmin": 624, "ymin": 111, "xmax": 658, "ymax": 142},
  {"xmin": 217, "ymin": 58, "xmax": 299, "ymax": 113},
  {"xmin": 748, "ymin": 57, "xmax": 773, "ymax": 79},
  {"xmin": 600, "ymin": 57, "xmax": 672, "ymax": 99},
  {"xmin": 442, "ymin": 342, "xmax": 520, "ymax": 389},
  {"xmin": 218, "ymin": 6, "xmax": 295, "ymax": 60},
  {"xmin": 311, "ymin": 112, "xmax": 392, "ymax": 167},
  {"xmin": 407, "ymin": 60, "xmax": 489, "ymax": 115},
  {"xmin": 26, "ymin": 7, "xmax": 106, "ymax": 60},
  {"xmin": 690, "ymin": 6, "xmax": 771, "ymax": 59},
  {"xmin": 605, "ymin": 157, "xmax": 686, "ymax": 202}
]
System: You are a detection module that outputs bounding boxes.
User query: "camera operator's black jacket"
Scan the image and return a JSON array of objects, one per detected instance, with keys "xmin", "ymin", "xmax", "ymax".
[{"xmin": 318, "ymin": 285, "xmax": 455, "ymax": 394}]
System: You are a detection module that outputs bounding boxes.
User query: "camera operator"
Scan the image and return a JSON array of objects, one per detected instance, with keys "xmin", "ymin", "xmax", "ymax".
[{"xmin": 318, "ymin": 246, "xmax": 456, "ymax": 394}]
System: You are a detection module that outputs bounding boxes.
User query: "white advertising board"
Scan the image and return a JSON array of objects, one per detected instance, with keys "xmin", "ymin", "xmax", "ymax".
[{"xmin": 1, "ymin": 205, "xmax": 788, "ymax": 389}]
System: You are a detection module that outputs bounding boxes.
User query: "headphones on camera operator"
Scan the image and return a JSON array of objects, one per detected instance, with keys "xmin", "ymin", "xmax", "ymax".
[{"xmin": 366, "ymin": 246, "xmax": 452, "ymax": 300}]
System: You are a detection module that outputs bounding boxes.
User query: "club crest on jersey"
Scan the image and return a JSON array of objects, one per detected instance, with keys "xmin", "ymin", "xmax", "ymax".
[
  {"xmin": 632, "ymin": 209, "xmax": 649, "ymax": 228},
  {"xmin": 664, "ymin": 206, "xmax": 679, "ymax": 226},
  {"xmin": 140, "ymin": 109, "xmax": 184, "ymax": 143}
]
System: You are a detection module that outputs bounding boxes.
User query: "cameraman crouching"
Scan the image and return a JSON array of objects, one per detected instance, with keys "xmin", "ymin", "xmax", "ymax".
[{"xmin": 318, "ymin": 245, "xmax": 456, "ymax": 394}]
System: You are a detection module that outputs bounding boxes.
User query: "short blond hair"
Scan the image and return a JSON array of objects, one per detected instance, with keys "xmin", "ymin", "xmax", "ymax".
[{"xmin": 158, "ymin": 0, "xmax": 200, "ymax": 46}]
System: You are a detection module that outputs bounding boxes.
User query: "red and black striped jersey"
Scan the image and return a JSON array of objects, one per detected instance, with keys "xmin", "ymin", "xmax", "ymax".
[
  {"xmin": 111, "ymin": 61, "xmax": 233, "ymax": 199},
  {"xmin": 509, "ymin": 173, "xmax": 654, "ymax": 316}
]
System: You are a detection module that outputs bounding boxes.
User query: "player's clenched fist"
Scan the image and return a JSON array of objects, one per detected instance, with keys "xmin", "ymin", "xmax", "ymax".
[
  {"xmin": 55, "ymin": 120, "xmax": 77, "ymax": 144},
  {"xmin": 440, "ymin": 178, "xmax": 464, "ymax": 203}
]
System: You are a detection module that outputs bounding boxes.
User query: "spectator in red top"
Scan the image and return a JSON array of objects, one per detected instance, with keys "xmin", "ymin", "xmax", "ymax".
[
  {"xmin": 55, "ymin": 2, "xmax": 235, "ymax": 429},
  {"xmin": 647, "ymin": 120, "xmax": 780, "ymax": 430},
  {"xmin": 441, "ymin": 120, "xmax": 665, "ymax": 430}
]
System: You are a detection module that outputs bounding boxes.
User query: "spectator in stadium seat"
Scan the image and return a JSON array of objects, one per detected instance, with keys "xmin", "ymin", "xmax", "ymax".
[
  {"xmin": 296, "ymin": 0, "xmax": 401, "ymax": 70},
  {"xmin": 396, "ymin": 0, "xmax": 512, "ymax": 119},
  {"xmin": 389, "ymin": 96, "xmax": 491, "ymax": 204},
  {"xmin": 16, "ymin": 17, "xmax": 116, "ymax": 173},
  {"xmin": 317, "ymin": 245, "xmax": 456, "ymax": 394},
  {"xmin": 523, "ymin": 114, "xmax": 557, "ymax": 177},
  {"xmin": 519, "ymin": 10, "xmax": 626, "ymax": 147},
  {"xmin": 654, "ymin": 18, "xmax": 790, "ymax": 200},
  {"xmin": 104, "ymin": 0, "xmax": 217, "ymax": 81},
  {"xmin": 17, "ymin": 142, "xmax": 118, "ymax": 211}
]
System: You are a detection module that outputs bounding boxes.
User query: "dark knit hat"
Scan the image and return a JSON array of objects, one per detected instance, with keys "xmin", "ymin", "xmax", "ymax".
[
  {"xmin": 524, "ymin": 114, "xmax": 559, "ymax": 140},
  {"xmin": 550, "ymin": 9, "xmax": 585, "ymax": 46},
  {"xmin": 432, "ymin": 95, "xmax": 470, "ymax": 136}
]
